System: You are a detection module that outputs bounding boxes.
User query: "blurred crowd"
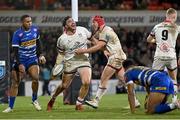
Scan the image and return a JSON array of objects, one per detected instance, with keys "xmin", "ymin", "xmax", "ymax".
[{"xmin": 1, "ymin": 0, "xmax": 180, "ymax": 10}]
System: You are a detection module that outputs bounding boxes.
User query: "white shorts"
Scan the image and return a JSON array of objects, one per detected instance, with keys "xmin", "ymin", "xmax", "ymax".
[
  {"xmin": 152, "ymin": 57, "xmax": 177, "ymax": 71},
  {"xmin": 107, "ymin": 55, "xmax": 125, "ymax": 70},
  {"xmin": 64, "ymin": 59, "xmax": 91, "ymax": 73}
]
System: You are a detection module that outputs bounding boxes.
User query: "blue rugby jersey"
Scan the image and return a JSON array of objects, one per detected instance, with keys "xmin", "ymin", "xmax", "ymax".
[
  {"xmin": 124, "ymin": 66, "xmax": 161, "ymax": 87},
  {"xmin": 12, "ymin": 25, "xmax": 40, "ymax": 61}
]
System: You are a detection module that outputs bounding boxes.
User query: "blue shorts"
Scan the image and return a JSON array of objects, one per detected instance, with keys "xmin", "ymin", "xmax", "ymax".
[
  {"xmin": 150, "ymin": 72, "xmax": 174, "ymax": 95},
  {"xmin": 12, "ymin": 57, "xmax": 38, "ymax": 72}
]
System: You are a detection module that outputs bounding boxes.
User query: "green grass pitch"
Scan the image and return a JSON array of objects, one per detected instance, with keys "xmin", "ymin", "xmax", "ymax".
[{"xmin": 0, "ymin": 93, "xmax": 180, "ymax": 119}]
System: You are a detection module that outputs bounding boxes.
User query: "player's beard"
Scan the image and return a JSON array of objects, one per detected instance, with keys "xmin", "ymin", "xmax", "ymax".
[
  {"xmin": 67, "ymin": 27, "xmax": 76, "ymax": 34},
  {"xmin": 66, "ymin": 27, "xmax": 76, "ymax": 34}
]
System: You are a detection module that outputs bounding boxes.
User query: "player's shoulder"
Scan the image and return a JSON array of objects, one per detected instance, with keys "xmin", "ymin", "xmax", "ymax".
[
  {"xmin": 57, "ymin": 33, "xmax": 66, "ymax": 42},
  {"xmin": 77, "ymin": 26, "xmax": 86, "ymax": 29},
  {"xmin": 102, "ymin": 26, "xmax": 114, "ymax": 33},
  {"xmin": 31, "ymin": 25, "xmax": 39, "ymax": 32},
  {"xmin": 154, "ymin": 22, "xmax": 163, "ymax": 28},
  {"xmin": 76, "ymin": 26, "xmax": 88, "ymax": 31},
  {"xmin": 14, "ymin": 27, "xmax": 23, "ymax": 37},
  {"xmin": 104, "ymin": 26, "xmax": 112, "ymax": 30},
  {"xmin": 175, "ymin": 23, "xmax": 180, "ymax": 30},
  {"xmin": 124, "ymin": 67, "xmax": 134, "ymax": 75}
]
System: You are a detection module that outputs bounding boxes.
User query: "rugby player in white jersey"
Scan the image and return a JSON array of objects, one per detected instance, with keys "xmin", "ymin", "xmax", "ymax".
[
  {"xmin": 47, "ymin": 16, "xmax": 92, "ymax": 111},
  {"xmin": 75, "ymin": 15, "xmax": 140, "ymax": 109},
  {"xmin": 147, "ymin": 8, "xmax": 180, "ymax": 103}
]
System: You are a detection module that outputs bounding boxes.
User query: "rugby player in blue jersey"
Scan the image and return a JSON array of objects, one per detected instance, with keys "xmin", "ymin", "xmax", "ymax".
[
  {"xmin": 3, "ymin": 15, "xmax": 46, "ymax": 113},
  {"xmin": 123, "ymin": 60, "xmax": 180, "ymax": 114}
]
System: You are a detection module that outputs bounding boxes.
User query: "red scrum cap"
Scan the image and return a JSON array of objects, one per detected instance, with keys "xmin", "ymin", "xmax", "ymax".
[{"xmin": 92, "ymin": 15, "xmax": 105, "ymax": 27}]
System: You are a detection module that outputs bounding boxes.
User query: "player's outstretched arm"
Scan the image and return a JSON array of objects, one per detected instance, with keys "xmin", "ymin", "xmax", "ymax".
[
  {"xmin": 75, "ymin": 40, "xmax": 106, "ymax": 54},
  {"xmin": 127, "ymin": 83, "xmax": 135, "ymax": 113}
]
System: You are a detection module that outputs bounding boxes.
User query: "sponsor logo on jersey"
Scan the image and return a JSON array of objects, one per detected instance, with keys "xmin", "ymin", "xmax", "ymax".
[
  {"xmin": 21, "ymin": 39, "xmax": 36, "ymax": 46},
  {"xmin": 155, "ymin": 87, "xmax": 167, "ymax": 90},
  {"xmin": 159, "ymin": 42, "xmax": 170, "ymax": 52}
]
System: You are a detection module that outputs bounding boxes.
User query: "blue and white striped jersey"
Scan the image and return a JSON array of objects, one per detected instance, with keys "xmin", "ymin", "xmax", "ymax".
[
  {"xmin": 12, "ymin": 25, "xmax": 40, "ymax": 60},
  {"xmin": 124, "ymin": 66, "xmax": 161, "ymax": 87}
]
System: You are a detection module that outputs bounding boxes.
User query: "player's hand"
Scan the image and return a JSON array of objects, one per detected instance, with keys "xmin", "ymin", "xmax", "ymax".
[
  {"xmin": 103, "ymin": 50, "xmax": 111, "ymax": 59},
  {"xmin": 18, "ymin": 64, "xmax": 25, "ymax": 73},
  {"xmin": 39, "ymin": 55, "xmax": 46, "ymax": 64},
  {"xmin": 75, "ymin": 48, "xmax": 86, "ymax": 55}
]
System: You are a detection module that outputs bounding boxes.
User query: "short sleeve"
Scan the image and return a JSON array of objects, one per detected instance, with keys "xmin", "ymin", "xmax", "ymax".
[
  {"xmin": 84, "ymin": 27, "xmax": 91, "ymax": 39},
  {"xmin": 36, "ymin": 27, "xmax": 40, "ymax": 39},
  {"xmin": 12, "ymin": 32, "xmax": 20, "ymax": 47},
  {"xmin": 57, "ymin": 36, "xmax": 64, "ymax": 53},
  {"xmin": 124, "ymin": 71, "xmax": 133, "ymax": 84},
  {"xmin": 99, "ymin": 32, "xmax": 110, "ymax": 43}
]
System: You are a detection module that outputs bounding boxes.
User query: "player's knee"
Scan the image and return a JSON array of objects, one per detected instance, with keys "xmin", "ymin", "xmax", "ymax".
[
  {"xmin": 62, "ymin": 83, "xmax": 69, "ymax": 89},
  {"xmin": 32, "ymin": 79, "xmax": 39, "ymax": 84},
  {"xmin": 11, "ymin": 83, "xmax": 19, "ymax": 89},
  {"xmin": 82, "ymin": 79, "xmax": 90, "ymax": 87}
]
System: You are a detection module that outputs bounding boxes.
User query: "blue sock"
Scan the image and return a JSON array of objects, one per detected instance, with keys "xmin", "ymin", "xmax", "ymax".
[
  {"xmin": 9, "ymin": 96, "xmax": 16, "ymax": 109},
  {"xmin": 155, "ymin": 103, "xmax": 175, "ymax": 114},
  {"xmin": 32, "ymin": 93, "xmax": 37, "ymax": 102}
]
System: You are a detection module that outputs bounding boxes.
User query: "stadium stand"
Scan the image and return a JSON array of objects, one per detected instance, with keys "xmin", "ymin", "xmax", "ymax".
[{"xmin": 0, "ymin": 0, "xmax": 180, "ymax": 10}]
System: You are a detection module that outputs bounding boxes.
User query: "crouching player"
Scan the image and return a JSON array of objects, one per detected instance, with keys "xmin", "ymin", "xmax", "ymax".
[{"xmin": 123, "ymin": 60, "xmax": 180, "ymax": 114}]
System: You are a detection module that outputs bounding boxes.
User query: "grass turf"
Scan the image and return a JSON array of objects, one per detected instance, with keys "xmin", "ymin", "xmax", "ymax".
[{"xmin": 0, "ymin": 93, "xmax": 180, "ymax": 119}]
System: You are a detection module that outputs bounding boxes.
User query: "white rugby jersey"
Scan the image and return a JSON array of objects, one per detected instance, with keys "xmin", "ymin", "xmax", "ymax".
[
  {"xmin": 99, "ymin": 26, "xmax": 126, "ymax": 60},
  {"xmin": 150, "ymin": 21, "xmax": 180, "ymax": 58},
  {"xmin": 57, "ymin": 26, "xmax": 91, "ymax": 60}
]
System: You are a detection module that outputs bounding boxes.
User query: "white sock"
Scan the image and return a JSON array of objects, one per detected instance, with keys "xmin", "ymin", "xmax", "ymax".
[
  {"xmin": 135, "ymin": 96, "xmax": 139, "ymax": 102},
  {"xmin": 172, "ymin": 80, "xmax": 178, "ymax": 102},
  {"xmin": 134, "ymin": 96, "xmax": 141, "ymax": 106},
  {"xmin": 168, "ymin": 103, "xmax": 176, "ymax": 109},
  {"xmin": 76, "ymin": 97, "xmax": 84, "ymax": 105},
  {"xmin": 173, "ymin": 80, "xmax": 178, "ymax": 93},
  {"xmin": 95, "ymin": 86, "xmax": 107, "ymax": 103}
]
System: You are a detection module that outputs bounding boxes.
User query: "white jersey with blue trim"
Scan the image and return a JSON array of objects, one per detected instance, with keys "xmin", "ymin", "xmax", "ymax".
[{"xmin": 124, "ymin": 66, "xmax": 160, "ymax": 87}]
